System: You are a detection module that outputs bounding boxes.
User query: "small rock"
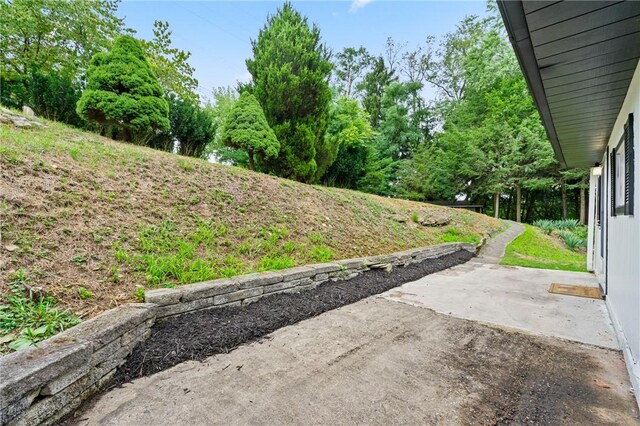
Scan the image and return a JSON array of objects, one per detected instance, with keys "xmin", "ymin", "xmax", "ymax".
[
  {"xmin": 419, "ymin": 212, "xmax": 451, "ymax": 227},
  {"xmin": 12, "ymin": 117, "xmax": 32, "ymax": 128},
  {"xmin": 22, "ymin": 105, "xmax": 35, "ymax": 117},
  {"xmin": 4, "ymin": 244, "xmax": 19, "ymax": 252},
  {"xmin": 389, "ymin": 214, "xmax": 407, "ymax": 223}
]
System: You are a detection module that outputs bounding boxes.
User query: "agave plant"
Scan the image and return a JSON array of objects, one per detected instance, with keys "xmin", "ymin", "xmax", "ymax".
[
  {"xmin": 558, "ymin": 231, "xmax": 587, "ymax": 251},
  {"xmin": 553, "ymin": 219, "xmax": 579, "ymax": 230},
  {"xmin": 533, "ymin": 219, "xmax": 556, "ymax": 234}
]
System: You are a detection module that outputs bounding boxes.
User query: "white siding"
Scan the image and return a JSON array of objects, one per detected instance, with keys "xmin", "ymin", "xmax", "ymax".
[{"xmin": 592, "ymin": 62, "xmax": 640, "ymax": 397}]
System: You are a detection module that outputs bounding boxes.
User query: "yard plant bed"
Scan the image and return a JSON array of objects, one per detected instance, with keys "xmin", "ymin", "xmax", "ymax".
[{"xmin": 113, "ymin": 249, "xmax": 473, "ymax": 385}]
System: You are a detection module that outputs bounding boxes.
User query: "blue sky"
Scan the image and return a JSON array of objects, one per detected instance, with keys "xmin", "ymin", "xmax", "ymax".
[{"xmin": 118, "ymin": 1, "xmax": 489, "ymax": 101}]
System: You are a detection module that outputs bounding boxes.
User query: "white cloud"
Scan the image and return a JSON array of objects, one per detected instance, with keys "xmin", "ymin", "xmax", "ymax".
[{"xmin": 349, "ymin": 0, "xmax": 372, "ymax": 13}]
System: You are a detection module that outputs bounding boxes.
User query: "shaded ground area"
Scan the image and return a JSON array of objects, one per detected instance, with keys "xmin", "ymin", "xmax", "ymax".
[
  {"xmin": 112, "ymin": 250, "xmax": 473, "ymax": 384},
  {"xmin": 70, "ymin": 298, "xmax": 638, "ymax": 425}
]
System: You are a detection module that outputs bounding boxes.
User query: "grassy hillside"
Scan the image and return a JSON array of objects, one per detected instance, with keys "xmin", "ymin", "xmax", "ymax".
[
  {"xmin": 1, "ymin": 117, "xmax": 500, "ymax": 321},
  {"xmin": 501, "ymin": 224, "xmax": 587, "ymax": 272}
]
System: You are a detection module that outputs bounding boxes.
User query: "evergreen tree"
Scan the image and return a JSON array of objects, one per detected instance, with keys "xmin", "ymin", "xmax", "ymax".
[
  {"xmin": 222, "ymin": 92, "xmax": 279, "ymax": 171},
  {"xmin": 76, "ymin": 35, "xmax": 170, "ymax": 143},
  {"xmin": 246, "ymin": 2, "xmax": 332, "ymax": 182},
  {"xmin": 321, "ymin": 97, "xmax": 375, "ymax": 188}
]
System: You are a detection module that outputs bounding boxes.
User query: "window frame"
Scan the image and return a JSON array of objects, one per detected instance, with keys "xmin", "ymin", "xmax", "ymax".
[{"xmin": 611, "ymin": 113, "xmax": 635, "ymax": 217}]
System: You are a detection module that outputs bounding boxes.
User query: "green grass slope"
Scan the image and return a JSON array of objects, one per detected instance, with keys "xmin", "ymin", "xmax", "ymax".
[
  {"xmin": 1, "ymin": 116, "xmax": 501, "ymax": 322},
  {"xmin": 500, "ymin": 224, "xmax": 587, "ymax": 272}
]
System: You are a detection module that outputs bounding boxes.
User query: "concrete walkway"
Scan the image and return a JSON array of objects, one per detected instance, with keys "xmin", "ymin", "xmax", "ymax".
[{"xmin": 475, "ymin": 220, "xmax": 524, "ymax": 264}]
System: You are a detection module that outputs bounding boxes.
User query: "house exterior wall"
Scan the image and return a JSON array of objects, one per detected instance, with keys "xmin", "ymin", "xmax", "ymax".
[{"xmin": 590, "ymin": 61, "xmax": 640, "ymax": 398}]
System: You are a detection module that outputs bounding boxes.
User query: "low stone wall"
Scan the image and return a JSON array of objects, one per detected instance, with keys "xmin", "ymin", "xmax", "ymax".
[
  {"xmin": 0, "ymin": 242, "xmax": 475, "ymax": 425},
  {"xmin": 146, "ymin": 242, "xmax": 475, "ymax": 318},
  {"xmin": 0, "ymin": 304, "xmax": 155, "ymax": 426}
]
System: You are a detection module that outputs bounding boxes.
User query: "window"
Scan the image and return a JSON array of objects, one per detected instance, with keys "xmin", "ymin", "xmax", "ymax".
[{"xmin": 611, "ymin": 113, "xmax": 635, "ymax": 216}]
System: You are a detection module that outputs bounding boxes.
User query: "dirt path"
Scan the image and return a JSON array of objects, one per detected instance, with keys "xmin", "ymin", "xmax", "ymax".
[
  {"xmin": 475, "ymin": 220, "xmax": 524, "ymax": 264},
  {"xmin": 69, "ymin": 298, "xmax": 638, "ymax": 425}
]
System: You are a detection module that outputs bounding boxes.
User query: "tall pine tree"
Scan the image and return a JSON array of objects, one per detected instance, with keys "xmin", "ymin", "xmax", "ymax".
[{"xmin": 246, "ymin": 2, "xmax": 332, "ymax": 182}]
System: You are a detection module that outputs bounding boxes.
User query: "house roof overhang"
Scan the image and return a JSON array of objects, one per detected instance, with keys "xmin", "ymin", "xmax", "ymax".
[{"xmin": 497, "ymin": 1, "xmax": 640, "ymax": 168}]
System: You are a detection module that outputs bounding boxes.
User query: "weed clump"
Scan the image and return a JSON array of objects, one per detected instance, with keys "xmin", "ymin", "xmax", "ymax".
[{"xmin": 0, "ymin": 270, "xmax": 80, "ymax": 353}]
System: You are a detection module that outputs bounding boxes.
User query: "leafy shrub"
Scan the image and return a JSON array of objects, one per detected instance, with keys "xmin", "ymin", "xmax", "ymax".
[
  {"xmin": 308, "ymin": 245, "xmax": 333, "ymax": 262},
  {"xmin": 558, "ymin": 231, "xmax": 587, "ymax": 251},
  {"xmin": 439, "ymin": 228, "xmax": 480, "ymax": 244},
  {"xmin": 258, "ymin": 254, "xmax": 295, "ymax": 271},
  {"xmin": 78, "ymin": 287, "xmax": 93, "ymax": 300}
]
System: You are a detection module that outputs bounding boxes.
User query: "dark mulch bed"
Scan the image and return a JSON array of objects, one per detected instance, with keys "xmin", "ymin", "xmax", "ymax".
[{"xmin": 112, "ymin": 250, "xmax": 473, "ymax": 385}]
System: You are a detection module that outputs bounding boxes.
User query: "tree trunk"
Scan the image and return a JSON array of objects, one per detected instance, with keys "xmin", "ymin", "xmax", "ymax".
[
  {"xmin": 494, "ymin": 192, "xmax": 500, "ymax": 219},
  {"xmin": 561, "ymin": 182, "xmax": 567, "ymax": 219},
  {"xmin": 579, "ymin": 187, "xmax": 586, "ymax": 225},
  {"xmin": 248, "ymin": 150, "xmax": 255, "ymax": 171},
  {"xmin": 525, "ymin": 191, "xmax": 536, "ymax": 223},
  {"xmin": 515, "ymin": 186, "xmax": 522, "ymax": 223}
]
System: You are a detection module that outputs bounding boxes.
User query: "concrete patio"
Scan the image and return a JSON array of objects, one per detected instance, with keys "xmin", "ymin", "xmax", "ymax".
[{"xmin": 382, "ymin": 261, "xmax": 617, "ymax": 349}]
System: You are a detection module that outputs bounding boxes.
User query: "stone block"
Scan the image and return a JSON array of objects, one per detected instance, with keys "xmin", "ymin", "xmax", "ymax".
[
  {"xmin": 0, "ymin": 390, "xmax": 38, "ymax": 425},
  {"xmin": 62, "ymin": 304, "xmax": 156, "ymax": 348},
  {"xmin": 9, "ymin": 368, "xmax": 116, "ymax": 426},
  {"xmin": 120, "ymin": 319, "xmax": 153, "ymax": 350},
  {"xmin": 39, "ymin": 363, "xmax": 90, "ymax": 396},
  {"xmin": 213, "ymin": 287, "xmax": 263, "ymax": 305},
  {"xmin": 234, "ymin": 271, "xmax": 283, "ymax": 289},
  {"xmin": 263, "ymin": 279, "xmax": 301, "ymax": 294},
  {"xmin": 313, "ymin": 273, "xmax": 329, "ymax": 282},
  {"xmin": 89, "ymin": 338, "xmax": 121, "ymax": 367},
  {"xmin": 156, "ymin": 296, "xmax": 217, "ymax": 318},
  {"xmin": 281, "ymin": 266, "xmax": 317, "ymax": 282},
  {"xmin": 145, "ymin": 288, "xmax": 182, "ymax": 306},
  {"xmin": 0, "ymin": 337, "xmax": 91, "ymax": 409},
  {"xmin": 305, "ymin": 263, "xmax": 341, "ymax": 274},
  {"xmin": 329, "ymin": 270, "xmax": 360, "ymax": 281},
  {"xmin": 460, "ymin": 242, "xmax": 476, "ymax": 253},
  {"xmin": 180, "ymin": 278, "xmax": 241, "ymax": 302},
  {"xmin": 335, "ymin": 257, "xmax": 370, "ymax": 270}
]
